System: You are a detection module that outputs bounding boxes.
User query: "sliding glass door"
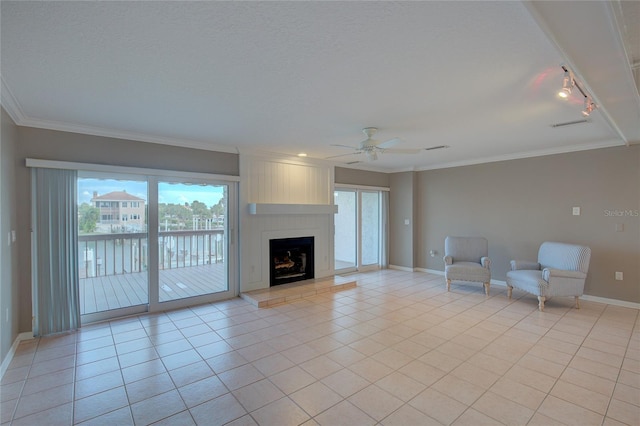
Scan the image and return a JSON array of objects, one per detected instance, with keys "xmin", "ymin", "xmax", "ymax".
[
  {"xmin": 334, "ymin": 190, "xmax": 357, "ymax": 271},
  {"xmin": 78, "ymin": 175, "xmax": 149, "ymax": 321},
  {"xmin": 360, "ymin": 191, "xmax": 380, "ymax": 268},
  {"xmin": 78, "ymin": 172, "xmax": 236, "ymax": 322},
  {"xmin": 334, "ymin": 188, "xmax": 385, "ymax": 273},
  {"xmin": 157, "ymin": 181, "xmax": 229, "ymax": 304}
]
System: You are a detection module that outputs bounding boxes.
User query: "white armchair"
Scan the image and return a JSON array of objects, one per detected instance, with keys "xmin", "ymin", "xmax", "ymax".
[
  {"xmin": 506, "ymin": 242, "xmax": 591, "ymax": 311},
  {"xmin": 444, "ymin": 236, "xmax": 491, "ymax": 295}
]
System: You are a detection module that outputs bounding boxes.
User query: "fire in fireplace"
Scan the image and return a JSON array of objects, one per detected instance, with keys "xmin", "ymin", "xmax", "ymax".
[{"xmin": 269, "ymin": 236, "xmax": 314, "ymax": 286}]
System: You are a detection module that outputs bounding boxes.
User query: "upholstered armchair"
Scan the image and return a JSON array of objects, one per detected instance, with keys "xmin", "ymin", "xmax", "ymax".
[
  {"xmin": 506, "ymin": 242, "xmax": 591, "ymax": 311},
  {"xmin": 443, "ymin": 236, "xmax": 491, "ymax": 295}
]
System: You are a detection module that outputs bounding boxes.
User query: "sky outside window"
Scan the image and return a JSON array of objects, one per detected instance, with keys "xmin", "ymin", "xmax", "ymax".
[{"xmin": 78, "ymin": 179, "xmax": 224, "ymax": 207}]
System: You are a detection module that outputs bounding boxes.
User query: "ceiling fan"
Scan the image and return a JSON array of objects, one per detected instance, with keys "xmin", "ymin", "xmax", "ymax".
[{"xmin": 327, "ymin": 127, "xmax": 421, "ymax": 162}]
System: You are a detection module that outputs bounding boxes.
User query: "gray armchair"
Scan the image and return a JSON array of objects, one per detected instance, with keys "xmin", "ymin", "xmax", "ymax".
[
  {"xmin": 444, "ymin": 237, "xmax": 491, "ymax": 295},
  {"xmin": 506, "ymin": 242, "xmax": 591, "ymax": 311}
]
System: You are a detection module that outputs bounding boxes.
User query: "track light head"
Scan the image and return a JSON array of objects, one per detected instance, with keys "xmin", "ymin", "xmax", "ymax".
[
  {"xmin": 582, "ymin": 97, "xmax": 595, "ymax": 116},
  {"xmin": 558, "ymin": 70, "xmax": 573, "ymax": 98},
  {"xmin": 557, "ymin": 65, "xmax": 596, "ymax": 117}
]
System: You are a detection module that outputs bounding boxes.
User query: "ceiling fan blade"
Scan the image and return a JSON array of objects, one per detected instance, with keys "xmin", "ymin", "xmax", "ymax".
[
  {"xmin": 376, "ymin": 138, "xmax": 402, "ymax": 149},
  {"xmin": 325, "ymin": 151, "xmax": 362, "ymax": 159},
  {"xmin": 381, "ymin": 148, "xmax": 422, "ymax": 154},
  {"xmin": 330, "ymin": 144, "xmax": 359, "ymax": 149}
]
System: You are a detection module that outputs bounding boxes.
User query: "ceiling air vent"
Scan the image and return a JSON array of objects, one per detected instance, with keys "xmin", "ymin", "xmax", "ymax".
[
  {"xmin": 550, "ymin": 119, "xmax": 591, "ymax": 128},
  {"xmin": 424, "ymin": 145, "xmax": 450, "ymax": 151}
]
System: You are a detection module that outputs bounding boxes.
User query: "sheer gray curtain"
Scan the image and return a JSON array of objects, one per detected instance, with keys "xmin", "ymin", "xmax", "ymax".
[
  {"xmin": 32, "ymin": 168, "xmax": 80, "ymax": 336},
  {"xmin": 380, "ymin": 191, "xmax": 389, "ymax": 269}
]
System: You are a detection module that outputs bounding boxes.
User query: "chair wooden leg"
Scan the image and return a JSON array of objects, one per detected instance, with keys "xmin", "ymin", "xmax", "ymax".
[
  {"xmin": 507, "ymin": 286, "xmax": 512, "ymax": 299},
  {"xmin": 538, "ymin": 296, "xmax": 545, "ymax": 311},
  {"xmin": 575, "ymin": 296, "xmax": 580, "ymax": 309},
  {"xmin": 446, "ymin": 279, "xmax": 451, "ymax": 292},
  {"xmin": 483, "ymin": 282, "xmax": 490, "ymax": 296}
]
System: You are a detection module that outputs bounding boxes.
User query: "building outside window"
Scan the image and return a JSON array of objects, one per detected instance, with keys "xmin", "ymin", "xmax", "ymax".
[{"xmin": 90, "ymin": 190, "xmax": 146, "ymax": 232}]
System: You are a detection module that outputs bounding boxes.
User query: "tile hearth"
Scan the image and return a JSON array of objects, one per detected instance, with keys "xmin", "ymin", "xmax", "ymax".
[{"xmin": 240, "ymin": 276, "xmax": 357, "ymax": 307}]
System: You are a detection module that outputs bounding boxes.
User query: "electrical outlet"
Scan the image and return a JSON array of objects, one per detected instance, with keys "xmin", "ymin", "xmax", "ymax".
[
  {"xmin": 572, "ymin": 207, "xmax": 581, "ymax": 216},
  {"xmin": 615, "ymin": 272, "xmax": 623, "ymax": 281}
]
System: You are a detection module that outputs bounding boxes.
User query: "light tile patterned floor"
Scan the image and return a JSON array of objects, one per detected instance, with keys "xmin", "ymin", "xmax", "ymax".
[{"xmin": 1, "ymin": 270, "xmax": 638, "ymax": 425}]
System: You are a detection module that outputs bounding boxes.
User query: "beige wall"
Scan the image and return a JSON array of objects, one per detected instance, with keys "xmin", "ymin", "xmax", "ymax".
[
  {"xmin": 415, "ymin": 145, "xmax": 640, "ymax": 303},
  {"xmin": 389, "ymin": 172, "xmax": 416, "ymax": 268},
  {"xmin": 6, "ymin": 123, "xmax": 639, "ymax": 346},
  {"xmin": 14, "ymin": 127, "xmax": 239, "ymax": 332},
  {"xmin": 335, "ymin": 167, "xmax": 390, "ymax": 188},
  {"xmin": 1, "ymin": 108, "xmax": 19, "ymax": 365}
]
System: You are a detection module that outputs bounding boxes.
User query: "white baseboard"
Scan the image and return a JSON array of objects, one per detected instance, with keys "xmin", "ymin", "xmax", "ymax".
[
  {"xmin": 388, "ymin": 265, "xmax": 415, "ymax": 272},
  {"xmin": 581, "ymin": 295, "xmax": 640, "ymax": 310},
  {"xmin": 416, "ymin": 268, "xmax": 442, "ymax": 275},
  {"xmin": 1, "ymin": 332, "xmax": 34, "ymax": 379},
  {"xmin": 407, "ymin": 270, "xmax": 639, "ymax": 308}
]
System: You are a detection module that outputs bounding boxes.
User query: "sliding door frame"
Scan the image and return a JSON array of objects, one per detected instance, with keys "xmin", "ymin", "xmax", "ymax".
[
  {"xmin": 334, "ymin": 184, "xmax": 389, "ymax": 274},
  {"xmin": 27, "ymin": 159, "xmax": 240, "ymax": 323}
]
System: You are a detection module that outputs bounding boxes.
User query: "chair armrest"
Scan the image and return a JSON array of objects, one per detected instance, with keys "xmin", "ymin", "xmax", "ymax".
[
  {"xmin": 510, "ymin": 260, "xmax": 540, "ymax": 271},
  {"xmin": 444, "ymin": 256, "xmax": 453, "ymax": 265},
  {"xmin": 481, "ymin": 257, "xmax": 491, "ymax": 269},
  {"xmin": 542, "ymin": 268, "xmax": 587, "ymax": 282}
]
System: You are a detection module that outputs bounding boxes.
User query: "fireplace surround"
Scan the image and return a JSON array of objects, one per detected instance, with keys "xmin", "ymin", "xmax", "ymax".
[{"xmin": 269, "ymin": 236, "xmax": 314, "ymax": 286}]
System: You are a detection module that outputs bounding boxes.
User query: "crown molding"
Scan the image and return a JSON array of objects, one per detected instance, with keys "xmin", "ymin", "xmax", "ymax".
[
  {"xmin": 238, "ymin": 148, "xmax": 346, "ymax": 171},
  {"xmin": 413, "ymin": 139, "xmax": 624, "ymax": 172},
  {"xmin": 17, "ymin": 116, "xmax": 239, "ymax": 154},
  {"xmin": 313, "ymin": 138, "xmax": 625, "ymax": 174},
  {"xmin": 1, "ymin": 75, "xmax": 239, "ymax": 155},
  {"xmin": 3, "ymin": 76, "xmax": 629, "ymax": 173},
  {"xmin": 0, "ymin": 75, "xmax": 27, "ymax": 124},
  {"xmin": 523, "ymin": 0, "xmax": 639, "ymax": 146}
]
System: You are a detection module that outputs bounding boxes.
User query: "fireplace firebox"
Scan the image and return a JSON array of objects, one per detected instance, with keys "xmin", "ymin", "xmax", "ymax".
[{"xmin": 269, "ymin": 237, "xmax": 314, "ymax": 286}]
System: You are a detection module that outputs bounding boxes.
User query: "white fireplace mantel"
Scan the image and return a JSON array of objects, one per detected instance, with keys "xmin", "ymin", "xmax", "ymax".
[{"xmin": 248, "ymin": 203, "xmax": 338, "ymax": 215}]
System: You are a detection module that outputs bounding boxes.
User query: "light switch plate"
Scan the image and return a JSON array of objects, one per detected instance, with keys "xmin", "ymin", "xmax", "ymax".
[
  {"xmin": 572, "ymin": 207, "xmax": 581, "ymax": 216},
  {"xmin": 615, "ymin": 272, "xmax": 623, "ymax": 281},
  {"xmin": 404, "ymin": 219, "xmax": 410, "ymax": 225}
]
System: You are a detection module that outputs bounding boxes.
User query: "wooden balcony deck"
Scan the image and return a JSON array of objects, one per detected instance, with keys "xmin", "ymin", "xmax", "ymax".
[{"xmin": 79, "ymin": 263, "xmax": 227, "ymax": 314}]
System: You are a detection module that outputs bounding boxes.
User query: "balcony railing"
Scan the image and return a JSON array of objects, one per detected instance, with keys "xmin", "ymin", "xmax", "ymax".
[{"xmin": 79, "ymin": 229, "xmax": 225, "ymax": 279}]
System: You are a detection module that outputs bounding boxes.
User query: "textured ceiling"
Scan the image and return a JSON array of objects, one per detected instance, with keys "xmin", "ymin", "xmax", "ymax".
[
  {"xmin": 1, "ymin": 1, "xmax": 638, "ymax": 171},
  {"xmin": 618, "ymin": 0, "xmax": 640, "ymax": 92}
]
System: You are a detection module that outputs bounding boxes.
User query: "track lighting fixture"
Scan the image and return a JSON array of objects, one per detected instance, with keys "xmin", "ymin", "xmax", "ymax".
[
  {"xmin": 558, "ymin": 65, "xmax": 597, "ymax": 116},
  {"xmin": 558, "ymin": 70, "xmax": 573, "ymax": 98},
  {"xmin": 582, "ymin": 97, "xmax": 595, "ymax": 116}
]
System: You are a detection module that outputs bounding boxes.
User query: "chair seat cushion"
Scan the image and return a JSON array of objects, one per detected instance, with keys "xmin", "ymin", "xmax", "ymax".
[
  {"xmin": 445, "ymin": 262, "xmax": 490, "ymax": 283},
  {"xmin": 506, "ymin": 270, "xmax": 548, "ymax": 296}
]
